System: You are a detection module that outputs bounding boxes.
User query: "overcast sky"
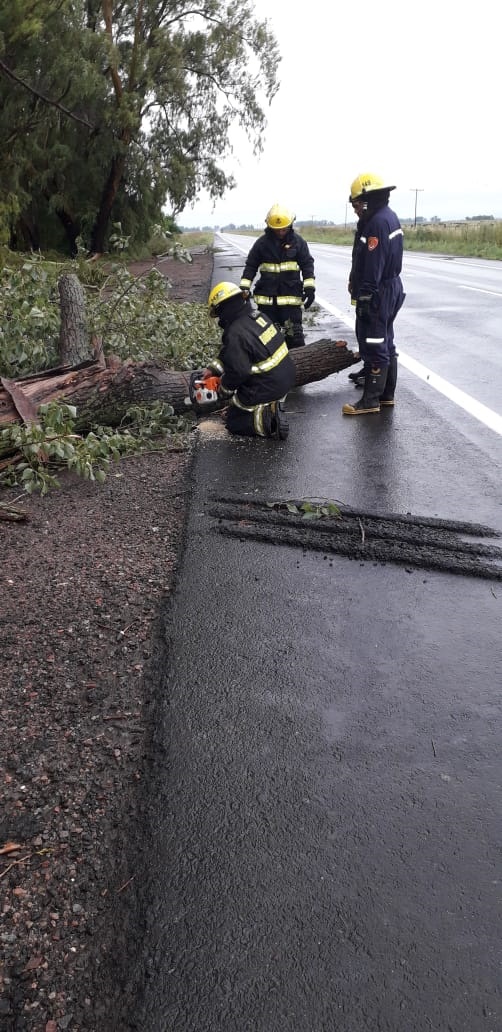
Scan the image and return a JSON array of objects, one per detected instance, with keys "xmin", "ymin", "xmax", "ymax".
[{"xmin": 179, "ymin": 0, "xmax": 501, "ymax": 228}]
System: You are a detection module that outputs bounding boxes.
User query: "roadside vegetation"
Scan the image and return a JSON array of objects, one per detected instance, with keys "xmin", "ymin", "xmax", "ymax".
[
  {"xmin": 0, "ymin": 2, "xmax": 278, "ymax": 257},
  {"xmin": 0, "ymin": 238, "xmax": 220, "ymax": 497},
  {"xmin": 223, "ymin": 221, "xmax": 502, "ymax": 260},
  {"xmin": 0, "ymin": 0, "xmax": 274, "ymax": 498},
  {"xmin": 294, "ymin": 221, "xmax": 502, "ymax": 260}
]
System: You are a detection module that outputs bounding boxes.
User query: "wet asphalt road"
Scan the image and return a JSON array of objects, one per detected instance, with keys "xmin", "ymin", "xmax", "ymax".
[{"xmin": 137, "ymin": 241, "xmax": 502, "ymax": 1031}]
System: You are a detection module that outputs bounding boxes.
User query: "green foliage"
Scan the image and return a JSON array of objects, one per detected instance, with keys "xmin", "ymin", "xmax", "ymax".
[
  {"xmin": 147, "ymin": 228, "xmax": 174, "ymax": 257},
  {"xmin": 267, "ymin": 500, "xmax": 342, "ymax": 520},
  {"xmin": 84, "ymin": 263, "xmax": 220, "ymax": 369},
  {"xmin": 0, "ymin": 400, "xmax": 193, "ymax": 496},
  {"xmin": 297, "ymin": 226, "xmax": 356, "ymax": 247},
  {"xmin": 160, "ymin": 213, "xmax": 181, "ymax": 236},
  {"xmin": 403, "ymin": 221, "xmax": 502, "ymax": 259},
  {"xmin": 0, "ymin": 239, "xmax": 222, "ymax": 495},
  {"xmin": 0, "ymin": 257, "xmax": 62, "ymax": 374},
  {"xmin": 118, "ymin": 400, "xmax": 189, "ymax": 442},
  {"xmin": 0, "ymin": 252, "xmax": 221, "ymax": 377},
  {"xmin": 0, "ymin": 2, "xmax": 280, "ymax": 253},
  {"xmin": 299, "ymin": 222, "xmax": 502, "ymax": 259},
  {"xmin": 109, "ymin": 223, "xmax": 131, "ymax": 254},
  {"xmin": 172, "ymin": 231, "xmax": 214, "ymax": 250}
]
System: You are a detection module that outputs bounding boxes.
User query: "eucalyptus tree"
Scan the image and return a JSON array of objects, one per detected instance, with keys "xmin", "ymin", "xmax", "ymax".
[
  {"xmin": 0, "ymin": 1, "xmax": 280, "ymax": 253},
  {"xmin": 0, "ymin": 1, "xmax": 111, "ymax": 251}
]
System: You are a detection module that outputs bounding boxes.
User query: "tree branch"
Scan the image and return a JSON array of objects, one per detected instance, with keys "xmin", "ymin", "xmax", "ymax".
[
  {"xmin": 102, "ymin": 0, "xmax": 124, "ymax": 100},
  {"xmin": 0, "ymin": 59, "xmax": 95, "ymax": 131}
]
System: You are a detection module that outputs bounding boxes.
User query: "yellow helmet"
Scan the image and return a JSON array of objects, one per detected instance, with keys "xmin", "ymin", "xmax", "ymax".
[
  {"xmin": 349, "ymin": 173, "xmax": 396, "ymax": 202},
  {"xmin": 208, "ymin": 281, "xmax": 242, "ymax": 311},
  {"xmin": 265, "ymin": 203, "xmax": 295, "ymax": 229}
]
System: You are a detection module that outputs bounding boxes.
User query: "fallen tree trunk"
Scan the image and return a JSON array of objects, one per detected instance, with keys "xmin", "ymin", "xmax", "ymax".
[
  {"xmin": 288, "ymin": 338, "xmax": 357, "ymax": 386},
  {"xmin": 0, "ymin": 338, "xmax": 358, "ymax": 447}
]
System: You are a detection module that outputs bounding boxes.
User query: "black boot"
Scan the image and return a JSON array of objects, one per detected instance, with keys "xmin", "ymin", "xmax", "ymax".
[
  {"xmin": 286, "ymin": 322, "xmax": 305, "ymax": 349},
  {"xmin": 349, "ymin": 366, "xmax": 366, "ymax": 388},
  {"xmin": 270, "ymin": 400, "xmax": 289, "ymax": 440},
  {"xmin": 348, "ymin": 364, "xmax": 365, "ymax": 383},
  {"xmin": 380, "ymin": 356, "xmax": 397, "ymax": 406},
  {"xmin": 342, "ymin": 367, "xmax": 388, "ymax": 415}
]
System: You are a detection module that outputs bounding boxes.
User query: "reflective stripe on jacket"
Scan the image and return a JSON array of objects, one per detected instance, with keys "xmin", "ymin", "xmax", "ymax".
[
  {"xmin": 350, "ymin": 205, "xmax": 403, "ymax": 305},
  {"xmin": 240, "ymin": 226, "xmax": 315, "ymax": 301},
  {"xmin": 209, "ymin": 310, "xmax": 296, "ymax": 407}
]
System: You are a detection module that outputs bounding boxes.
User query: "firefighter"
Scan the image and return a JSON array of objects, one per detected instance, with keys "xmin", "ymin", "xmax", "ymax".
[
  {"xmin": 342, "ymin": 173, "xmax": 406, "ymax": 416},
  {"xmin": 204, "ymin": 281, "xmax": 296, "ymax": 439},
  {"xmin": 346, "ymin": 195, "xmax": 368, "ymax": 389},
  {"xmin": 239, "ymin": 204, "xmax": 316, "ymax": 350}
]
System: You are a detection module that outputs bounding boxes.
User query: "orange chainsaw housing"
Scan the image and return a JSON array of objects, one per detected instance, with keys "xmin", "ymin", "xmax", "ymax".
[{"xmin": 193, "ymin": 375, "xmax": 221, "ymax": 405}]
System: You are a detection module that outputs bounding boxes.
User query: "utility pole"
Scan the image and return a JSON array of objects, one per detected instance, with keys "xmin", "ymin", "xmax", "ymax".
[{"xmin": 410, "ymin": 188, "xmax": 424, "ymax": 228}]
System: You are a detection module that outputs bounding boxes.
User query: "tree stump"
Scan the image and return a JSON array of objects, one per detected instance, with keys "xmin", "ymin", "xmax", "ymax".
[{"xmin": 58, "ymin": 274, "xmax": 92, "ymax": 366}]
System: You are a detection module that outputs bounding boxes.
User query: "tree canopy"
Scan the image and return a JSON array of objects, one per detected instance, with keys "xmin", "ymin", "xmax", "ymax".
[{"xmin": 0, "ymin": 0, "xmax": 280, "ymax": 254}]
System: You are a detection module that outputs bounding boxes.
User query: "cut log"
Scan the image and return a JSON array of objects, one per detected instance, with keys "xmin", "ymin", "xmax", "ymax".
[
  {"xmin": 0, "ymin": 338, "xmax": 358, "ymax": 454},
  {"xmin": 289, "ymin": 338, "xmax": 358, "ymax": 387}
]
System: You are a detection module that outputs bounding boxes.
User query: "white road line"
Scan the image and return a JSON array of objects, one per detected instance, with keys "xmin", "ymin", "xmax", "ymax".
[
  {"xmin": 460, "ymin": 285, "xmax": 502, "ymax": 297},
  {"xmin": 217, "ymin": 239, "xmax": 502, "ymax": 437},
  {"xmin": 316, "ymin": 296, "xmax": 502, "ymax": 437}
]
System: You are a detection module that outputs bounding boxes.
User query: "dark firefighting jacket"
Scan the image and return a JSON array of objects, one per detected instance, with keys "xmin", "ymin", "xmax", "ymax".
[
  {"xmin": 208, "ymin": 304, "xmax": 296, "ymax": 407},
  {"xmin": 350, "ymin": 204, "xmax": 404, "ymax": 336},
  {"xmin": 240, "ymin": 227, "xmax": 315, "ymax": 308}
]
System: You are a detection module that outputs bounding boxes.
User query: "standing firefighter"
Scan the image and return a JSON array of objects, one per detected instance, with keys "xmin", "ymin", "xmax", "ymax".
[
  {"xmin": 342, "ymin": 173, "xmax": 406, "ymax": 416},
  {"xmin": 203, "ymin": 281, "xmax": 296, "ymax": 439},
  {"xmin": 239, "ymin": 204, "xmax": 316, "ymax": 350}
]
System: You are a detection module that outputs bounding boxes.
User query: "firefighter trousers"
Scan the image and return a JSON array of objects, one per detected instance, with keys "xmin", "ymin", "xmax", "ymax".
[
  {"xmin": 257, "ymin": 303, "xmax": 305, "ymax": 349},
  {"xmin": 226, "ymin": 397, "xmax": 288, "ymax": 439}
]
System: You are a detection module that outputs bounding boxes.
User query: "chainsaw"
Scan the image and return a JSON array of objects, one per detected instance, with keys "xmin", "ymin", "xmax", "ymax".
[{"xmin": 186, "ymin": 370, "xmax": 222, "ymax": 414}]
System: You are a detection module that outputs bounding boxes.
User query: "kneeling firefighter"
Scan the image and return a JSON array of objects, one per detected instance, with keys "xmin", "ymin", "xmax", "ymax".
[{"xmin": 204, "ymin": 281, "xmax": 296, "ymax": 439}]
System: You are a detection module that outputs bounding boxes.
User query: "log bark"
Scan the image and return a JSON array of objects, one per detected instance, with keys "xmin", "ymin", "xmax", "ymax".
[
  {"xmin": 0, "ymin": 338, "xmax": 358, "ymax": 456},
  {"xmin": 289, "ymin": 338, "xmax": 357, "ymax": 387},
  {"xmin": 58, "ymin": 274, "xmax": 92, "ymax": 366}
]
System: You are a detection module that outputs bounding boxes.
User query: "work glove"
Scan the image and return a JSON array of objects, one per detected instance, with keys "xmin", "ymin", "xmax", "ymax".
[
  {"xmin": 302, "ymin": 287, "xmax": 315, "ymax": 309},
  {"xmin": 218, "ymin": 379, "xmax": 234, "ymax": 399},
  {"xmin": 356, "ymin": 294, "xmax": 373, "ymax": 321}
]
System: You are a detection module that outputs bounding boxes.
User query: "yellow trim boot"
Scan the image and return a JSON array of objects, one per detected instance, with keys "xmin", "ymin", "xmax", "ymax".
[{"xmin": 342, "ymin": 367, "xmax": 387, "ymax": 415}]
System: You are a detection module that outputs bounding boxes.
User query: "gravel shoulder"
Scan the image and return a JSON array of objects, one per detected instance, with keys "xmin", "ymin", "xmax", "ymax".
[{"xmin": 0, "ymin": 250, "xmax": 214, "ymax": 1032}]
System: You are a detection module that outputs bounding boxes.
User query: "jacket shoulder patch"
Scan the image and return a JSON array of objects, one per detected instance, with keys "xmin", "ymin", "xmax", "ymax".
[{"xmin": 367, "ymin": 236, "xmax": 379, "ymax": 251}]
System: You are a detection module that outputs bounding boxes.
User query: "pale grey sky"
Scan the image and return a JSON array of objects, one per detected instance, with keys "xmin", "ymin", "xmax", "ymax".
[{"xmin": 180, "ymin": 0, "xmax": 501, "ymax": 228}]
